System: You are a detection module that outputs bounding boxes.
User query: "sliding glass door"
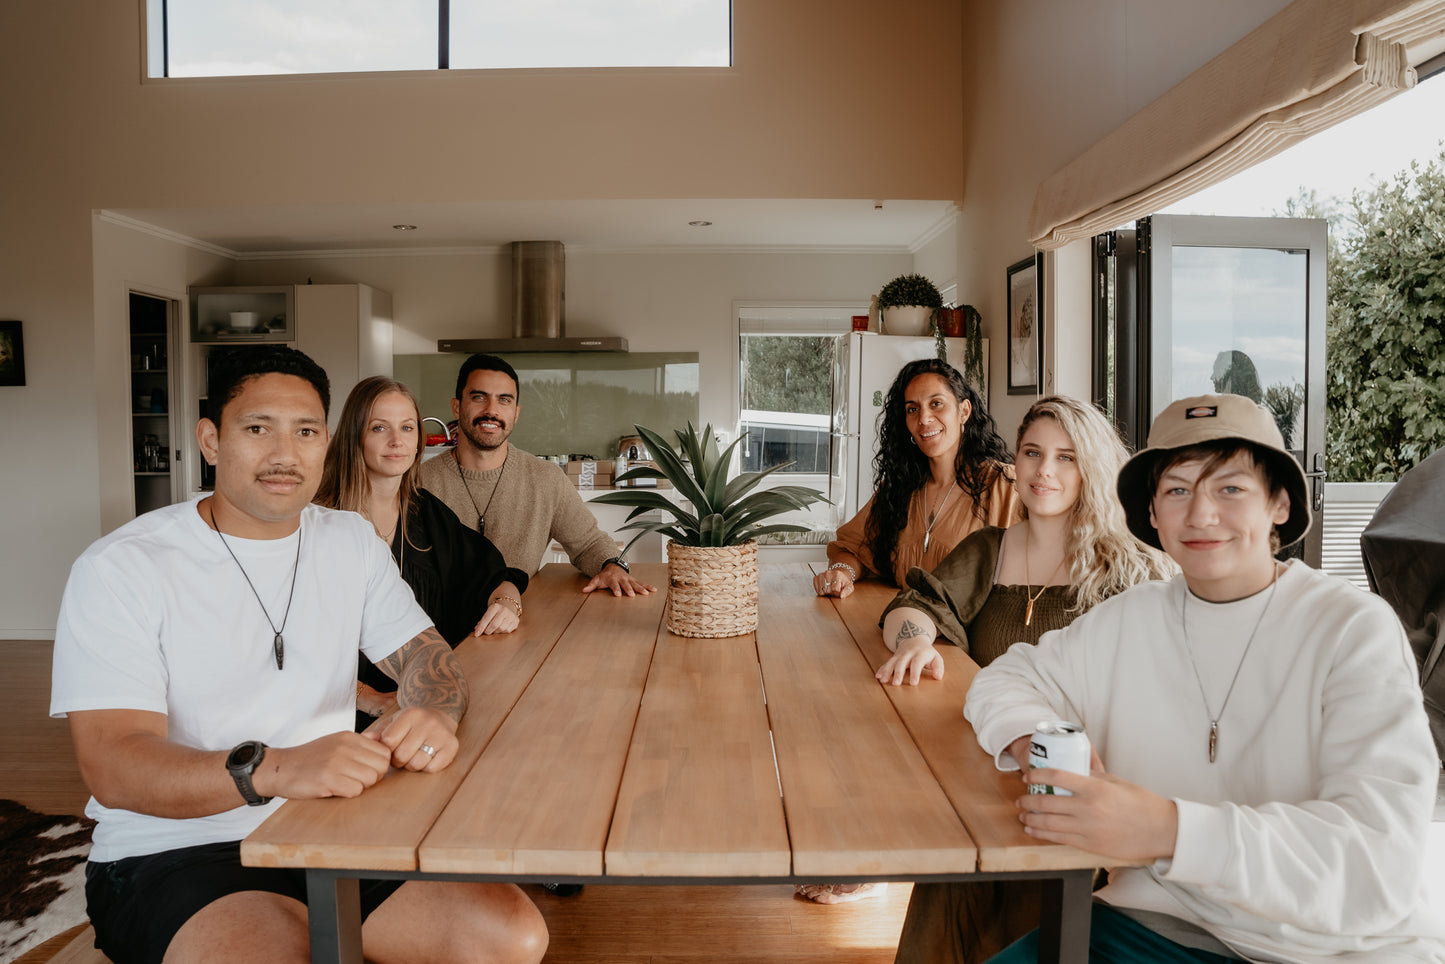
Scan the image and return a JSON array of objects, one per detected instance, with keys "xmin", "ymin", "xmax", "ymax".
[{"xmin": 1095, "ymin": 214, "xmax": 1327, "ymax": 566}]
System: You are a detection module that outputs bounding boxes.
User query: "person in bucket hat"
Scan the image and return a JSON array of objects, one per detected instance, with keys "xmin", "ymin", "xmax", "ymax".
[{"xmin": 966, "ymin": 394, "xmax": 1442, "ymax": 963}]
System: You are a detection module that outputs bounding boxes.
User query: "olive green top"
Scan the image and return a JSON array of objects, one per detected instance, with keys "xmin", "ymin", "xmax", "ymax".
[{"xmin": 881, "ymin": 526, "xmax": 1075, "ymax": 667}]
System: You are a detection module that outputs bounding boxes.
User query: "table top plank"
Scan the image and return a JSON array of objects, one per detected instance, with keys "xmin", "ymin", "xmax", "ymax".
[
  {"xmin": 830, "ymin": 575, "xmax": 1138, "ymax": 873},
  {"xmin": 242, "ymin": 566, "xmax": 590, "ymax": 871},
  {"xmin": 604, "ymin": 624, "xmax": 791, "ymax": 877},
  {"xmin": 755, "ymin": 566, "xmax": 977, "ymax": 878},
  {"xmin": 418, "ymin": 569, "xmax": 668, "ymax": 876}
]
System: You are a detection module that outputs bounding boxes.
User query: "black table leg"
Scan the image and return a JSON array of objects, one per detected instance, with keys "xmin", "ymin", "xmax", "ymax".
[
  {"xmin": 306, "ymin": 870, "xmax": 363, "ymax": 964},
  {"xmin": 1037, "ymin": 869, "xmax": 1093, "ymax": 964}
]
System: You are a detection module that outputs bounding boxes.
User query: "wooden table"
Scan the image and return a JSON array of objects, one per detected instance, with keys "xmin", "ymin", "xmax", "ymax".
[{"xmin": 243, "ymin": 563, "xmax": 1120, "ymax": 963}]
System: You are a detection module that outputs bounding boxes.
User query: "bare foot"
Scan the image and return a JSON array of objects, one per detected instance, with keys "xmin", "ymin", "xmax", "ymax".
[{"xmin": 793, "ymin": 882, "xmax": 887, "ymax": 904}]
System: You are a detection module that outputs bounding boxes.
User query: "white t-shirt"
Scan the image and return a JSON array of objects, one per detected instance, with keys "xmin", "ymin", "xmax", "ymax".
[{"xmin": 51, "ymin": 497, "xmax": 434, "ymax": 863}]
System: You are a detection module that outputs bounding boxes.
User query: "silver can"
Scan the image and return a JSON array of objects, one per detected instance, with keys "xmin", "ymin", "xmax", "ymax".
[{"xmin": 1027, "ymin": 721, "xmax": 1090, "ymax": 796}]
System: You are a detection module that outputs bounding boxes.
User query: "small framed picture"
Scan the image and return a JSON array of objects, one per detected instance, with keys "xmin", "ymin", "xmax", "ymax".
[
  {"xmin": 1006, "ymin": 255, "xmax": 1042, "ymax": 396},
  {"xmin": 0, "ymin": 320, "xmax": 24, "ymax": 387}
]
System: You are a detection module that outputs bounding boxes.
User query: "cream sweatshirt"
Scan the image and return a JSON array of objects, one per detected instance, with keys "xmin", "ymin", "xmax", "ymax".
[{"xmin": 965, "ymin": 561, "xmax": 1445, "ymax": 963}]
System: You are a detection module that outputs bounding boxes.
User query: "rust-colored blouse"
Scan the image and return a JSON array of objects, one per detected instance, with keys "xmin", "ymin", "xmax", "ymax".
[{"xmin": 827, "ymin": 462, "xmax": 1022, "ymax": 587}]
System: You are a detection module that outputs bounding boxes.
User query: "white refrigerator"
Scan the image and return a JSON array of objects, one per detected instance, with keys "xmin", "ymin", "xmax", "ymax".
[{"xmin": 828, "ymin": 332, "xmax": 989, "ymax": 523}]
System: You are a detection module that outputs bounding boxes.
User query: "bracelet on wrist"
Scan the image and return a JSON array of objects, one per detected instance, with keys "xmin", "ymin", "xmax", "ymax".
[
  {"xmin": 493, "ymin": 594, "xmax": 523, "ymax": 616},
  {"xmin": 827, "ymin": 562, "xmax": 858, "ymax": 581}
]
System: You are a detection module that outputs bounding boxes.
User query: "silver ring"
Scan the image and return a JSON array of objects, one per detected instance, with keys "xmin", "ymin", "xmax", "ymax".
[{"xmin": 420, "ymin": 744, "xmax": 436, "ymax": 756}]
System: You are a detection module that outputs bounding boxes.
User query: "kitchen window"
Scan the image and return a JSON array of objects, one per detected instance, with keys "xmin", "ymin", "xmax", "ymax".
[
  {"xmin": 736, "ymin": 305, "xmax": 858, "ymax": 485},
  {"xmin": 148, "ymin": 0, "xmax": 731, "ymax": 78}
]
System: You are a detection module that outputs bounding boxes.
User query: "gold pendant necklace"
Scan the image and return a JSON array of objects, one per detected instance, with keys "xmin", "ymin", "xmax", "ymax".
[{"xmin": 1022, "ymin": 522, "xmax": 1065, "ymax": 626}]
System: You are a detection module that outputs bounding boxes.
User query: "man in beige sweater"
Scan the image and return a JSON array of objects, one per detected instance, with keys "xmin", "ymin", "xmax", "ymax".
[{"xmin": 419, "ymin": 353, "xmax": 655, "ymax": 597}]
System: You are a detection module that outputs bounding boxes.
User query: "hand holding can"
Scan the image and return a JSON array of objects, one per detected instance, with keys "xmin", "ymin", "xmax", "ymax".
[{"xmin": 1028, "ymin": 721, "xmax": 1090, "ymax": 796}]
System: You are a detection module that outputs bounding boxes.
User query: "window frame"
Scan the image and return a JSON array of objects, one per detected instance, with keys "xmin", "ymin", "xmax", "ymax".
[{"xmin": 733, "ymin": 301, "xmax": 863, "ymax": 492}]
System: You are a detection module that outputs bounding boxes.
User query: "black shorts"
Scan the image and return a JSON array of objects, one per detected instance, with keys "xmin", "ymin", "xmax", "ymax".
[{"xmin": 84, "ymin": 840, "xmax": 402, "ymax": 964}]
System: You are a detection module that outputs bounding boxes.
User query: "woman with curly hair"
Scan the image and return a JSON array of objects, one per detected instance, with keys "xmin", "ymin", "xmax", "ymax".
[
  {"xmin": 814, "ymin": 358, "xmax": 1020, "ymax": 598},
  {"xmin": 876, "ymin": 394, "xmax": 1174, "ymax": 963},
  {"xmin": 800, "ymin": 359, "xmax": 1019, "ymax": 905},
  {"xmin": 316, "ymin": 376, "xmax": 528, "ymax": 729}
]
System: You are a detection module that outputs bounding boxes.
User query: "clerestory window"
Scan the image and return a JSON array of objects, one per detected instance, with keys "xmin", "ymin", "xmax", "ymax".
[{"xmin": 147, "ymin": 0, "xmax": 731, "ymax": 79}]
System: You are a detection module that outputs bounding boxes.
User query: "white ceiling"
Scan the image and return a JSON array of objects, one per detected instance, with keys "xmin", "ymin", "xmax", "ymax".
[{"xmin": 106, "ymin": 198, "xmax": 958, "ymax": 258}]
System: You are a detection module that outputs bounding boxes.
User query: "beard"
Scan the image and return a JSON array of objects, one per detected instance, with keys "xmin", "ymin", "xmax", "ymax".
[{"xmin": 460, "ymin": 414, "xmax": 512, "ymax": 452}]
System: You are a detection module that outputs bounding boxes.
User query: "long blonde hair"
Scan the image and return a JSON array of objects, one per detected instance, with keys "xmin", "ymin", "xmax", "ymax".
[
  {"xmin": 1016, "ymin": 396, "xmax": 1174, "ymax": 611},
  {"xmin": 315, "ymin": 376, "xmax": 425, "ymax": 546}
]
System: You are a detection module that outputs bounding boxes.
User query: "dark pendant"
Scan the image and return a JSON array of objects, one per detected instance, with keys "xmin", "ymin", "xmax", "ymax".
[
  {"xmin": 1208, "ymin": 720, "xmax": 1218, "ymax": 763},
  {"xmin": 273, "ymin": 632, "xmax": 285, "ymax": 671}
]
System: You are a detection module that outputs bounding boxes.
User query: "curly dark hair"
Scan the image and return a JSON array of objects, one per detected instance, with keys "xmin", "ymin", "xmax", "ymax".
[{"xmin": 862, "ymin": 358, "xmax": 1012, "ymax": 584}]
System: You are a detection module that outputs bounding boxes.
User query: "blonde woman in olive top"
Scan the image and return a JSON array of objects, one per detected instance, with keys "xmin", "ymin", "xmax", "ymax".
[
  {"xmin": 879, "ymin": 396, "xmax": 1173, "ymax": 964},
  {"xmin": 817, "ymin": 359, "xmax": 1021, "ymax": 598}
]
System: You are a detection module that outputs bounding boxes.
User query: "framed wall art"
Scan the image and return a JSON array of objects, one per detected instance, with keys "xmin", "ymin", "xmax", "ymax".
[
  {"xmin": 1006, "ymin": 255, "xmax": 1042, "ymax": 395},
  {"xmin": 0, "ymin": 320, "xmax": 24, "ymax": 386}
]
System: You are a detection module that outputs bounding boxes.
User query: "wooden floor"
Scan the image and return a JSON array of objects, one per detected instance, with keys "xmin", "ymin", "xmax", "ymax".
[{"xmin": 5, "ymin": 640, "xmax": 911, "ymax": 963}]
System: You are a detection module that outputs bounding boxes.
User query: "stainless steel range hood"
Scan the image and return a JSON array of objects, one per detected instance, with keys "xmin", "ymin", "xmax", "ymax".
[{"xmin": 437, "ymin": 241, "xmax": 628, "ymax": 353}]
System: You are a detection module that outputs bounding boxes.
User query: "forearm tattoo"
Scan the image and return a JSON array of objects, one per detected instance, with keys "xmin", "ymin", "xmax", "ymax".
[
  {"xmin": 375, "ymin": 627, "xmax": 469, "ymax": 723},
  {"xmin": 895, "ymin": 619, "xmax": 934, "ymax": 643}
]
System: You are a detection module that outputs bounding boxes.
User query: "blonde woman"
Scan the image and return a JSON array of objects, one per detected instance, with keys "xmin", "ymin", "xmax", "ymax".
[
  {"xmin": 878, "ymin": 395, "xmax": 1173, "ymax": 963},
  {"xmin": 316, "ymin": 376, "xmax": 527, "ymax": 726}
]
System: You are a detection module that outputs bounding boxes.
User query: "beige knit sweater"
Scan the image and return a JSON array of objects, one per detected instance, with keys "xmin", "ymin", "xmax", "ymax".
[{"xmin": 418, "ymin": 445, "xmax": 616, "ymax": 578}]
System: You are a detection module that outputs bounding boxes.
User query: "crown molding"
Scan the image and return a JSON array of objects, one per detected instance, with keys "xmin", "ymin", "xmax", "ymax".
[
  {"xmin": 910, "ymin": 205, "xmax": 959, "ymax": 252},
  {"xmin": 95, "ymin": 210, "xmax": 238, "ymax": 259}
]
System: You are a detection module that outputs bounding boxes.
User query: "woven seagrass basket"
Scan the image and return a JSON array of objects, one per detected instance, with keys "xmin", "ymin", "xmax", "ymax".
[{"xmin": 665, "ymin": 540, "xmax": 759, "ymax": 638}]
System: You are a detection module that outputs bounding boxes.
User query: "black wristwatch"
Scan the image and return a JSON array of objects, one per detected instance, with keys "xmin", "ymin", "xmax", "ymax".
[
  {"xmin": 604, "ymin": 556, "xmax": 630, "ymax": 574},
  {"xmin": 225, "ymin": 740, "xmax": 272, "ymax": 807}
]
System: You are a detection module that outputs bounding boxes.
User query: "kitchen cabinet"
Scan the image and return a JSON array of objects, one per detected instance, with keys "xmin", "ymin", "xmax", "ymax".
[
  {"xmin": 129, "ymin": 292, "xmax": 184, "ymax": 515},
  {"xmin": 182, "ymin": 283, "xmax": 393, "ymax": 493}
]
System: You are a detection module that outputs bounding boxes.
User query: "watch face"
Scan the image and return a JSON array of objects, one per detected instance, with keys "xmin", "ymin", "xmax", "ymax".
[{"xmin": 229, "ymin": 742, "xmax": 259, "ymax": 768}]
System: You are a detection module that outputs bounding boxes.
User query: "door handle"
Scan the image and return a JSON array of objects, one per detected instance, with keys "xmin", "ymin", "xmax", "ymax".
[{"xmin": 1304, "ymin": 453, "xmax": 1326, "ymax": 510}]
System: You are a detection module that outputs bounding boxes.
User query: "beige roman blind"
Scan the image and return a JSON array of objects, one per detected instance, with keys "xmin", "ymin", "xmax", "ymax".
[{"xmin": 1029, "ymin": 0, "xmax": 1445, "ymax": 250}]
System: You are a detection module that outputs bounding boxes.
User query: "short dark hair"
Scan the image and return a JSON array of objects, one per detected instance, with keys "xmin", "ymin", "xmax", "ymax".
[
  {"xmin": 1147, "ymin": 439, "xmax": 1286, "ymax": 502},
  {"xmin": 207, "ymin": 346, "xmax": 330, "ymax": 426},
  {"xmin": 454, "ymin": 353, "xmax": 520, "ymax": 401}
]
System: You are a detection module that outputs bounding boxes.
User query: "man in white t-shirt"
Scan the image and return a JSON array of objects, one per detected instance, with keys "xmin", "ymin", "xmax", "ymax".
[
  {"xmin": 51, "ymin": 347, "xmax": 547, "ymax": 964},
  {"xmin": 967, "ymin": 394, "xmax": 1444, "ymax": 963}
]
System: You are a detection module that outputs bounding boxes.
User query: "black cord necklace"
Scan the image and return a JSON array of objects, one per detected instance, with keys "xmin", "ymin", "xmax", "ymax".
[
  {"xmin": 209, "ymin": 501, "xmax": 301, "ymax": 671},
  {"xmin": 455, "ymin": 449, "xmax": 508, "ymax": 536}
]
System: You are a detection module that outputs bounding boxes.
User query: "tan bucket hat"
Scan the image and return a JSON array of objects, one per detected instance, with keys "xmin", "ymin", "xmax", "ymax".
[{"xmin": 1116, "ymin": 394, "xmax": 1311, "ymax": 550}]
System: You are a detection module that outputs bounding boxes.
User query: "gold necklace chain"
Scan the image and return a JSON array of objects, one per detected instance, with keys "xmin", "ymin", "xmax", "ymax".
[{"xmin": 1022, "ymin": 521, "xmax": 1065, "ymax": 626}]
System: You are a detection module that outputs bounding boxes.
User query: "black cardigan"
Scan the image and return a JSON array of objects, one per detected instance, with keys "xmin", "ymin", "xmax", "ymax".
[{"xmin": 359, "ymin": 487, "xmax": 528, "ymax": 695}]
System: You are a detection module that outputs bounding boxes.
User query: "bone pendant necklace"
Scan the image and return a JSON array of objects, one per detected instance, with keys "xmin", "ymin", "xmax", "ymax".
[
  {"xmin": 921, "ymin": 481, "xmax": 957, "ymax": 552},
  {"xmin": 1180, "ymin": 566, "xmax": 1280, "ymax": 763}
]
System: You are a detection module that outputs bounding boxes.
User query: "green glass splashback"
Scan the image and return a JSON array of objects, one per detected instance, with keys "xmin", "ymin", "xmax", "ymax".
[{"xmin": 394, "ymin": 352, "xmax": 700, "ymax": 459}]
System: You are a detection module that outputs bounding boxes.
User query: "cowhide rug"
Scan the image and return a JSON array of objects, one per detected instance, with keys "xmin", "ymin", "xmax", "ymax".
[{"xmin": 0, "ymin": 799, "xmax": 93, "ymax": 964}]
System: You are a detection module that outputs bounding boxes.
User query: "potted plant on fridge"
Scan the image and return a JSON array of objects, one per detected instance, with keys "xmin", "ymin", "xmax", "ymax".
[
  {"xmin": 589, "ymin": 423, "xmax": 829, "ymax": 638},
  {"xmin": 930, "ymin": 304, "xmax": 986, "ymax": 394},
  {"xmin": 876, "ymin": 273, "xmax": 943, "ymax": 336}
]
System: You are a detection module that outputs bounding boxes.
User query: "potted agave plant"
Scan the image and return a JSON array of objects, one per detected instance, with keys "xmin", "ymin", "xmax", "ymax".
[
  {"xmin": 877, "ymin": 272, "xmax": 943, "ymax": 336},
  {"xmin": 590, "ymin": 423, "xmax": 829, "ymax": 638}
]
